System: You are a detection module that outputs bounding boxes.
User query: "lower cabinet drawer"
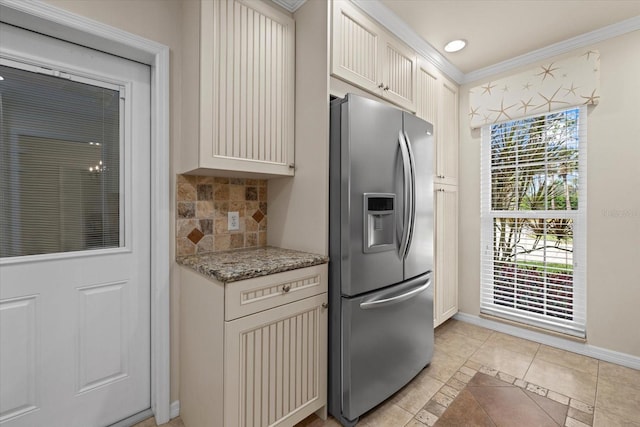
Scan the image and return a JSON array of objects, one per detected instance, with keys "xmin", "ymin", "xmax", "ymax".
[
  {"xmin": 224, "ymin": 264, "xmax": 327, "ymax": 321},
  {"xmin": 224, "ymin": 293, "xmax": 328, "ymax": 427}
]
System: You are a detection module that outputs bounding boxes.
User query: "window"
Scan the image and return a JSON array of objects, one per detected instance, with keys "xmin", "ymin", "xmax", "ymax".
[
  {"xmin": 0, "ymin": 62, "xmax": 122, "ymax": 258},
  {"xmin": 480, "ymin": 107, "xmax": 586, "ymax": 337}
]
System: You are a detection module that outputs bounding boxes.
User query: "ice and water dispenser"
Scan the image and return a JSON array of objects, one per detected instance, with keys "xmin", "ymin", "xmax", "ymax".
[{"xmin": 363, "ymin": 193, "xmax": 396, "ymax": 253}]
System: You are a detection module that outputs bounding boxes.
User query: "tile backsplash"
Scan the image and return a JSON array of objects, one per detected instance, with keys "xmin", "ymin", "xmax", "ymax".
[{"xmin": 176, "ymin": 175, "xmax": 267, "ymax": 257}]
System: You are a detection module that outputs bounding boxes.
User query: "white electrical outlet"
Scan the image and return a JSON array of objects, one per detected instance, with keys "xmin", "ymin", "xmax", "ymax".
[{"xmin": 228, "ymin": 211, "xmax": 240, "ymax": 231}]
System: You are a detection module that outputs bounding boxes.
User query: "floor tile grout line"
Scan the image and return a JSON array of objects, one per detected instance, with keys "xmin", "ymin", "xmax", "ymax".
[
  {"xmin": 421, "ymin": 364, "xmax": 597, "ymax": 427},
  {"xmin": 466, "ymin": 386, "xmax": 498, "ymax": 427},
  {"xmin": 593, "ymin": 359, "xmax": 601, "ymax": 420},
  {"xmin": 524, "ymin": 340, "xmax": 542, "ymax": 380}
]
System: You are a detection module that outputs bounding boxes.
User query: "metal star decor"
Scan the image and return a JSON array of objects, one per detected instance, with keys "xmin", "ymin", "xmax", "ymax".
[
  {"xmin": 488, "ymin": 99, "xmax": 517, "ymax": 122},
  {"xmin": 469, "ymin": 106, "xmax": 480, "ymax": 120},
  {"xmin": 536, "ymin": 63, "xmax": 559, "ymax": 82}
]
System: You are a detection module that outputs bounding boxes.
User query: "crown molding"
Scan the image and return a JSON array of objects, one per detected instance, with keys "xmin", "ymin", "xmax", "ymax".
[
  {"xmin": 463, "ymin": 15, "xmax": 640, "ymax": 84},
  {"xmin": 349, "ymin": 0, "xmax": 640, "ymax": 86},
  {"xmin": 271, "ymin": 0, "xmax": 307, "ymax": 13},
  {"xmin": 350, "ymin": 0, "xmax": 465, "ymax": 84}
]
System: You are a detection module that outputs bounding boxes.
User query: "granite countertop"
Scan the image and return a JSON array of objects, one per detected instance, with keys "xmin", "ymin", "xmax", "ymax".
[{"xmin": 176, "ymin": 246, "xmax": 329, "ymax": 283}]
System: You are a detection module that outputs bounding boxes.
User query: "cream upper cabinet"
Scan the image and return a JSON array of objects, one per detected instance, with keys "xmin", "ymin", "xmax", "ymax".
[
  {"xmin": 416, "ymin": 60, "xmax": 439, "ymax": 126},
  {"xmin": 437, "ymin": 79, "xmax": 459, "ymax": 185},
  {"xmin": 182, "ymin": 0, "xmax": 295, "ymax": 178},
  {"xmin": 416, "ymin": 58, "xmax": 459, "ymax": 185},
  {"xmin": 434, "ymin": 183, "xmax": 458, "ymax": 327},
  {"xmin": 331, "ymin": 0, "xmax": 417, "ymax": 112}
]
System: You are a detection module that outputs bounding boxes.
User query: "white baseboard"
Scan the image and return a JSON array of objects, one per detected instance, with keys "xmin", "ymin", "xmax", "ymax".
[
  {"xmin": 454, "ymin": 312, "xmax": 640, "ymax": 371},
  {"xmin": 170, "ymin": 401, "xmax": 180, "ymax": 419}
]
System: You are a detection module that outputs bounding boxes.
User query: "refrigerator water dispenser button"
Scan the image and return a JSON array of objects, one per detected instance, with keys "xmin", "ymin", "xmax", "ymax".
[{"xmin": 363, "ymin": 193, "xmax": 396, "ymax": 253}]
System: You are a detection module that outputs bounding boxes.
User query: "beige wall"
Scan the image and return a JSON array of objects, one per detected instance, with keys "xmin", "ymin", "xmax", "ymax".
[
  {"xmin": 458, "ymin": 30, "xmax": 640, "ymax": 357},
  {"xmin": 268, "ymin": 0, "xmax": 330, "ymax": 255},
  {"xmin": 43, "ymin": 0, "xmax": 184, "ymax": 402}
]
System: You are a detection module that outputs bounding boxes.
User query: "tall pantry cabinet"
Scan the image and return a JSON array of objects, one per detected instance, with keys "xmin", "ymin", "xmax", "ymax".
[
  {"xmin": 181, "ymin": 0, "xmax": 295, "ymax": 178},
  {"xmin": 416, "ymin": 59, "xmax": 459, "ymax": 327}
]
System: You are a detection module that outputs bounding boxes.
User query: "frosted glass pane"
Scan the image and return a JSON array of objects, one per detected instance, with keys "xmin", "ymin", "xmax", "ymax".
[{"xmin": 0, "ymin": 64, "xmax": 121, "ymax": 258}]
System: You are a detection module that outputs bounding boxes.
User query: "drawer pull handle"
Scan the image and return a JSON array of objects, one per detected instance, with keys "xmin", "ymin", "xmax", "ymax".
[
  {"xmin": 322, "ymin": 302, "xmax": 328, "ymax": 309},
  {"xmin": 282, "ymin": 284, "xmax": 291, "ymax": 293}
]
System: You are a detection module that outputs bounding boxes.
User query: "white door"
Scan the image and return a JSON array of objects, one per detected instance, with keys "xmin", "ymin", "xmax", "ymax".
[{"xmin": 0, "ymin": 23, "xmax": 151, "ymax": 427}]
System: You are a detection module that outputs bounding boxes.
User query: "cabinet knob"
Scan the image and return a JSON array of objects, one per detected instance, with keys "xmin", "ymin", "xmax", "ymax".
[
  {"xmin": 288, "ymin": 163, "xmax": 295, "ymax": 169},
  {"xmin": 383, "ymin": 85, "xmax": 389, "ymax": 91},
  {"xmin": 322, "ymin": 302, "xmax": 328, "ymax": 309},
  {"xmin": 378, "ymin": 83, "xmax": 385, "ymax": 89},
  {"xmin": 282, "ymin": 284, "xmax": 291, "ymax": 293}
]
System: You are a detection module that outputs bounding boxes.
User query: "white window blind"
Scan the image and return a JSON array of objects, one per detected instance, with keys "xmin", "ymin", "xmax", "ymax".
[
  {"xmin": 0, "ymin": 61, "xmax": 123, "ymax": 258},
  {"xmin": 480, "ymin": 107, "xmax": 587, "ymax": 337}
]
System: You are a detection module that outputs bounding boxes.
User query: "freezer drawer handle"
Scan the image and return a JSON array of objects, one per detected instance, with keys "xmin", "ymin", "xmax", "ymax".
[{"xmin": 359, "ymin": 279, "xmax": 431, "ymax": 310}]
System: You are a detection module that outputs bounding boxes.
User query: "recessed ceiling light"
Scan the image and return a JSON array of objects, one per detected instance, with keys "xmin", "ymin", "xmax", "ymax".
[{"xmin": 444, "ymin": 39, "xmax": 467, "ymax": 53}]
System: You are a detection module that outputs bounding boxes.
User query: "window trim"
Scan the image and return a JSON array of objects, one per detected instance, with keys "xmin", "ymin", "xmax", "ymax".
[{"xmin": 480, "ymin": 107, "xmax": 587, "ymax": 338}]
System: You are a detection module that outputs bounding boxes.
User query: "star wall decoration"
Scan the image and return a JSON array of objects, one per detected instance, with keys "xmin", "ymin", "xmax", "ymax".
[{"xmin": 469, "ymin": 106, "xmax": 480, "ymax": 120}]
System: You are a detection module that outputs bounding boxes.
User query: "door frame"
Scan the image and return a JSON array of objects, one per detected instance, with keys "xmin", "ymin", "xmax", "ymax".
[{"xmin": 0, "ymin": 0, "xmax": 171, "ymax": 424}]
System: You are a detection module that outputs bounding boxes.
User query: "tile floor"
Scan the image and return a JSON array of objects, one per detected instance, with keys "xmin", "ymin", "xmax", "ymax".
[{"xmin": 135, "ymin": 318, "xmax": 640, "ymax": 427}]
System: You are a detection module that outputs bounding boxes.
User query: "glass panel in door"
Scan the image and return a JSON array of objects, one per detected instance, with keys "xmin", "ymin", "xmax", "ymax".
[{"xmin": 0, "ymin": 64, "xmax": 121, "ymax": 258}]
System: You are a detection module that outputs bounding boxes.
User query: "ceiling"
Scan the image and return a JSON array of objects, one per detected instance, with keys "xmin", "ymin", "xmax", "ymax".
[{"xmin": 379, "ymin": 0, "xmax": 640, "ymax": 75}]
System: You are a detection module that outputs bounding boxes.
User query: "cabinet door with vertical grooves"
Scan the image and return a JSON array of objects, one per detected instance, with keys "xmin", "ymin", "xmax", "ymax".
[
  {"xmin": 437, "ymin": 80, "xmax": 459, "ymax": 184},
  {"xmin": 224, "ymin": 293, "xmax": 328, "ymax": 427},
  {"xmin": 434, "ymin": 184, "xmax": 458, "ymax": 326},
  {"xmin": 416, "ymin": 61, "xmax": 438, "ymax": 127},
  {"xmin": 202, "ymin": 0, "xmax": 294, "ymax": 176},
  {"xmin": 331, "ymin": 0, "xmax": 381, "ymax": 93},
  {"xmin": 381, "ymin": 38, "xmax": 417, "ymax": 112}
]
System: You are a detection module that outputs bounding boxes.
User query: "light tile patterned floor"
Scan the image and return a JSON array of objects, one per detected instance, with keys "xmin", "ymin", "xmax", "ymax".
[{"xmin": 135, "ymin": 318, "xmax": 640, "ymax": 427}]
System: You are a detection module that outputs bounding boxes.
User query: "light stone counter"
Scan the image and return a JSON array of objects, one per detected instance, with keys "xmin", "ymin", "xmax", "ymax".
[{"xmin": 176, "ymin": 246, "xmax": 329, "ymax": 283}]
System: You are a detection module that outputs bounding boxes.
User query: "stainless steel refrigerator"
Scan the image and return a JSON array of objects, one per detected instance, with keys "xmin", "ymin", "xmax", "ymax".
[{"xmin": 328, "ymin": 94, "xmax": 434, "ymax": 426}]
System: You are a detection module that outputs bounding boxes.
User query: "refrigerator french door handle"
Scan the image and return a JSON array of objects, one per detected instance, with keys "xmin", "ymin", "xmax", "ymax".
[
  {"xmin": 403, "ymin": 130, "xmax": 417, "ymax": 255},
  {"xmin": 359, "ymin": 279, "xmax": 431, "ymax": 310},
  {"xmin": 398, "ymin": 131, "xmax": 413, "ymax": 259}
]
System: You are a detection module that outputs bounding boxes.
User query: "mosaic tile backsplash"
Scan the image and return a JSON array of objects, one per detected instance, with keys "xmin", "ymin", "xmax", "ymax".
[{"xmin": 176, "ymin": 175, "xmax": 267, "ymax": 256}]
